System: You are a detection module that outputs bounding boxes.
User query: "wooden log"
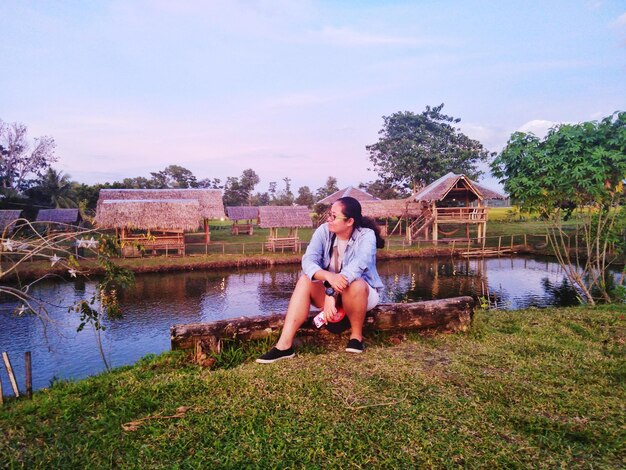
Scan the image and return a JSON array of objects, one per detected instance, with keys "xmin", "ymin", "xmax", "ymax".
[
  {"xmin": 171, "ymin": 296, "xmax": 475, "ymax": 352},
  {"xmin": 2, "ymin": 352, "xmax": 20, "ymax": 398}
]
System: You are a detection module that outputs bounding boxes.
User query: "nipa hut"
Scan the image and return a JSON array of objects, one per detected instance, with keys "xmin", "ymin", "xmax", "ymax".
[
  {"xmin": 95, "ymin": 199, "xmax": 201, "ymax": 256},
  {"xmin": 258, "ymin": 206, "xmax": 313, "ymax": 252},
  {"xmin": 316, "ymin": 186, "xmax": 379, "ymax": 205},
  {"xmin": 226, "ymin": 206, "xmax": 259, "ymax": 235},
  {"xmin": 96, "ymin": 189, "xmax": 225, "ymax": 249},
  {"xmin": 0, "ymin": 210, "xmax": 22, "ymax": 236},
  {"xmin": 410, "ymin": 172, "xmax": 506, "ymax": 243},
  {"xmin": 35, "ymin": 208, "xmax": 82, "ymax": 233},
  {"xmin": 360, "ymin": 198, "xmax": 424, "ymax": 237}
]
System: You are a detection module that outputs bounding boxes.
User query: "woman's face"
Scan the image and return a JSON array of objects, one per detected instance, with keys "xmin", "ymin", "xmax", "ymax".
[{"xmin": 327, "ymin": 202, "xmax": 353, "ymax": 235}]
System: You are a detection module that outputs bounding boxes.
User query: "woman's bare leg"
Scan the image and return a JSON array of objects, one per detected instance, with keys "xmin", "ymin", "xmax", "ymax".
[
  {"xmin": 275, "ymin": 275, "xmax": 325, "ymax": 350},
  {"xmin": 341, "ymin": 278, "xmax": 368, "ymax": 341}
]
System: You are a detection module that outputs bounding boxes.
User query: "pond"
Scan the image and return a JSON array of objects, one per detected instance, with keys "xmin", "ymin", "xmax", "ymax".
[{"xmin": 0, "ymin": 255, "xmax": 594, "ymax": 392}]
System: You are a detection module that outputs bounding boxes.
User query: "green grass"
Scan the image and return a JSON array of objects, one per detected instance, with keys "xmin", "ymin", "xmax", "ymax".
[{"xmin": 1, "ymin": 305, "xmax": 624, "ymax": 468}]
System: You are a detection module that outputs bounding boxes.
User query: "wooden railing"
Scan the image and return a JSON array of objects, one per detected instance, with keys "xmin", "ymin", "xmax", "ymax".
[
  {"xmin": 265, "ymin": 237, "xmax": 300, "ymax": 252},
  {"xmin": 435, "ymin": 207, "xmax": 487, "ymax": 222}
]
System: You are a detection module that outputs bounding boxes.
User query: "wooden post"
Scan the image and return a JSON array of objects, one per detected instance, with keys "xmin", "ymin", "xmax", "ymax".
[
  {"xmin": 2, "ymin": 352, "xmax": 19, "ymax": 397},
  {"xmin": 498, "ymin": 236, "xmax": 501, "ymax": 253},
  {"xmin": 524, "ymin": 234, "xmax": 527, "ymax": 246},
  {"xmin": 25, "ymin": 351, "xmax": 32, "ymax": 399},
  {"xmin": 510, "ymin": 235, "xmax": 514, "ymax": 251},
  {"xmin": 0, "ymin": 376, "xmax": 3, "ymax": 404}
]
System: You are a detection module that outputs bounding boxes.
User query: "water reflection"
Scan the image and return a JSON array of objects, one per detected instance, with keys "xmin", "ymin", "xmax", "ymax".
[{"xmin": 0, "ymin": 255, "xmax": 615, "ymax": 392}]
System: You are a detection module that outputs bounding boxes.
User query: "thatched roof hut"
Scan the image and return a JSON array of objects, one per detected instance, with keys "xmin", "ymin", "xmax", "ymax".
[
  {"xmin": 95, "ymin": 200, "xmax": 201, "ymax": 231},
  {"xmin": 36, "ymin": 208, "xmax": 81, "ymax": 224},
  {"xmin": 360, "ymin": 199, "xmax": 423, "ymax": 219},
  {"xmin": 413, "ymin": 172, "xmax": 506, "ymax": 203},
  {"xmin": 317, "ymin": 186, "xmax": 379, "ymax": 205},
  {"xmin": 226, "ymin": 206, "xmax": 259, "ymax": 221},
  {"xmin": 0, "ymin": 210, "xmax": 22, "ymax": 233},
  {"xmin": 97, "ymin": 189, "xmax": 225, "ymax": 219},
  {"xmin": 258, "ymin": 206, "xmax": 313, "ymax": 228}
]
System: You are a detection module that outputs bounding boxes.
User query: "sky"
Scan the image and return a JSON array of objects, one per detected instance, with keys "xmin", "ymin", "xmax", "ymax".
[{"xmin": 1, "ymin": 0, "xmax": 625, "ymax": 194}]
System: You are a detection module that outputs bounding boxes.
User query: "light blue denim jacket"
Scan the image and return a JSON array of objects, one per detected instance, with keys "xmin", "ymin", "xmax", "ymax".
[{"xmin": 301, "ymin": 223, "xmax": 384, "ymax": 291}]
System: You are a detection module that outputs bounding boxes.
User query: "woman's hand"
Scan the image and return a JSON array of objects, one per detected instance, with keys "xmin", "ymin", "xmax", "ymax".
[
  {"xmin": 325, "ymin": 272, "xmax": 349, "ymax": 293},
  {"xmin": 323, "ymin": 295, "xmax": 338, "ymax": 323}
]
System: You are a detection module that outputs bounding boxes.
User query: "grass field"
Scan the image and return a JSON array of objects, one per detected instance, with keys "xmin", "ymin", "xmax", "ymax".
[{"xmin": 1, "ymin": 305, "xmax": 624, "ymax": 468}]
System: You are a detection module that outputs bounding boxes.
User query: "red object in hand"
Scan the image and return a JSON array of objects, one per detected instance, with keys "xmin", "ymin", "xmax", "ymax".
[{"xmin": 328, "ymin": 306, "xmax": 345, "ymax": 323}]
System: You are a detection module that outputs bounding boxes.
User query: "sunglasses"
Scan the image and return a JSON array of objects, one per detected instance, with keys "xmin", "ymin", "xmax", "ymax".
[{"xmin": 328, "ymin": 213, "xmax": 349, "ymax": 221}]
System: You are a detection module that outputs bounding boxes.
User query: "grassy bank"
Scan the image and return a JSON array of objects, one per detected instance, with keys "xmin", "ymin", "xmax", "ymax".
[{"xmin": 1, "ymin": 305, "xmax": 624, "ymax": 468}]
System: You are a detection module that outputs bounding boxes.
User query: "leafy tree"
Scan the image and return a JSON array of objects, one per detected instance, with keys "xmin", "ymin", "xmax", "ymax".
[
  {"xmin": 273, "ymin": 177, "xmax": 294, "ymax": 205},
  {"xmin": 250, "ymin": 191, "xmax": 270, "ymax": 206},
  {"xmin": 359, "ymin": 178, "xmax": 409, "ymax": 199},
  {"xmin": 198, "ymin": 177, "xmax": 223, "ymax": 189},
  {"xmin": 295, "ymin": 185, "xmax": 315, "ymax": 208},
  {"xmin": 315, "ymin": 176, "xmax": 339, "ymax": 200},
  {"xmin": 491, "ymin": 111, "xmax": 626, "ymax": 304},
  {"xmin": 120, "ymin": 176, "xmax": 153, "ymax": 189},
  {"xmin": 27, "ymin": 168, "xmax": 77, "ymax": 208},
  {"xmin": 222, "ymin": 169, "xmax": 260, "ymax": 206},
  {"xmin": 366, "ymin": 104, "xmax": 491, "ymax": 190},
  {"xmin": 149, "ymin": 165, "xmax": 198, "ymax": 188},
  {"xmin": 0, "ymin": 120, "xmax": 57, "ymax": 193}
]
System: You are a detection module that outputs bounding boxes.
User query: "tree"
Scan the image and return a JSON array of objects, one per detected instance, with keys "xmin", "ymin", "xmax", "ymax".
[
  {"xmin": 0, "ymin": 120, "xmax": 57, "ymax": 193},
  {"xmin": 491, "ymin": 111, "xmax": 626, "ymax": 304},
  {"xmin": 222, "ymin": 169, "xmax": 260, "ymax": 206},
  {"xmin": 198, "ymin": 177, "xmax": 223, "ymax": 189},
  {"xmin": 149, "ymin": 165, "xmax": 198, "ymax": 188},
  {"xmin": 366, "ymin": 104, "xmax": 491, "ymax": 190},
  {"xmin": 359, "ymin": 178, "xmax": 409, "ymax": 199},
  {"xmin": 315, "ymin": 176, "xmax": 339, "ymax": 200},
  {"xmin": 295, "ymin": 186, "xmax": 315, "ymax": 208},
  {"xmin": 273, "ymin": 177, "xmax": 294, "ymax": 205},
  {"xmin": 27, "ymin": 168, "xmax": 77, "ymax": 208}
]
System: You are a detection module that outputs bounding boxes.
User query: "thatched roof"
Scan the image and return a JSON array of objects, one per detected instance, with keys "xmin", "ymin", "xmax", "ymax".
[
  {"xmin": 317, "ymin": 186, "xmax": 379, "ymax": 205},
  {"xmin": 0, "ymin": 210, "xmax": 22, "ymax": 232},
  {"xmin": 413, "ymin": 172, "xmax": 506, "ymax": 202},
  {"xmin": 226, "ymin": 206, "xmax": 259, "ymax": 221},
  {"xmin": 36, "ymin": 209, "xmax": 80, "ymax": 224},
  {"xmin": 95, "ymin": 199, "xmax": 202, "ymax": 231},
  {"xmin": 360, "ymin": 199, "xmax": 423, "ymax": 219},
  {"xmin": 258, "ymin": 206, "xmax": 313, "ymax": 228},
  {"xmin": 97, "ymin": 189, "xmax": 225, "ymax": 219}
]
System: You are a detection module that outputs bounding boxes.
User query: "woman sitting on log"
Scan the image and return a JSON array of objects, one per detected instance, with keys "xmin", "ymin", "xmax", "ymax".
[{"xmin": 257, "ymin": 196, "xmax": 385, "ymax": 363}]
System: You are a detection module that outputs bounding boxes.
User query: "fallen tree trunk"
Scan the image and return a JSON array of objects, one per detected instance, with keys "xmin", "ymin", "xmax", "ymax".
[{"xmin": 170, "ymin": 296, "xmax": 475, "ymax": 353}]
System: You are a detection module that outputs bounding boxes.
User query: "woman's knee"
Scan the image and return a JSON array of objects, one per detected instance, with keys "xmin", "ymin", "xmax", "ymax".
[{"xmin": 344, "ymin": 278, "xmax": 368, "ymax": 299}]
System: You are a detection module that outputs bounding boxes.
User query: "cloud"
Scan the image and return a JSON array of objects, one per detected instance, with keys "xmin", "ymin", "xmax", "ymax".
[
  {"xmin": 517, "ymin": 119, "xmax": 560, "ymax": 137},
  {"xmin": 312, "ymin": 26, "xmax": 427, "ymax": 47},
  {"xmin": 613, "ymin": 12, "xmax": 626, "ymax": 27}
]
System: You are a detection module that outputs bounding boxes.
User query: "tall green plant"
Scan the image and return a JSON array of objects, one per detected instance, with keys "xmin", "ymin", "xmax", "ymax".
[{"xmin": 491, "ymin": 112, "xmax": 626, "ymax": 304}]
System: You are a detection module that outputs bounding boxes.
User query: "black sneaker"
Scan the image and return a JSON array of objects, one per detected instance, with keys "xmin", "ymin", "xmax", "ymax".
[
  {"xmin": 256, "ymin": 347, "xmax": 295, "ymax": 364},
  {"xmin": 345, "ymin": 338, "xmax": 364, "ymax": 353}
]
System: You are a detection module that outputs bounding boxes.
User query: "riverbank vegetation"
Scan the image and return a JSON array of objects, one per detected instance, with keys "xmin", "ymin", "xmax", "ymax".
[{"xmin": 1, "ymin": 305, "xmax": 623, "ymax": 468}]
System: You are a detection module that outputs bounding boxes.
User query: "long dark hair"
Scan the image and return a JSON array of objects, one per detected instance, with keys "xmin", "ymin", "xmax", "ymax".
[{"xmin": 337, "ymin": 196, "xmax": 385, "ymax": 249}]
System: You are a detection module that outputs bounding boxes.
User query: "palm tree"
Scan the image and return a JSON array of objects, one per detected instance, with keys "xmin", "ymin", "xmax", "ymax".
[{"xmin": 30, "ymin": 168, "xmax": 77, "ymax": 208}]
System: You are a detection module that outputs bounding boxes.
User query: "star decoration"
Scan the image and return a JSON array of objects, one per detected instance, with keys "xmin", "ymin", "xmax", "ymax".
[
  {"xmin": 68, "ymin": 268, "xmax": 78, "ymax": 278},
  {"xmin": 2, "ymin": 238, "xmax": 15, "ymax": 252},
  {"xmin": 50, "ymin": 254, "xmax": 61, "ymax": 266}
]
